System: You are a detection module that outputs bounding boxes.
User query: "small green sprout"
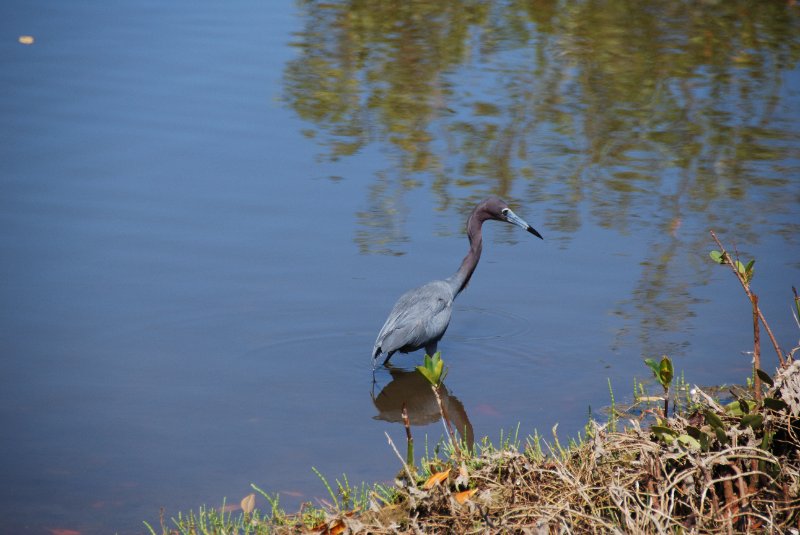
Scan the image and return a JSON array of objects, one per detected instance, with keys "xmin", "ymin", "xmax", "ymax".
[
  {"xmin": 416, "ymin": 352, "xmax": 447, "ymax": 387},
  {"xmin": 709, "ymin": 249, "xmax": 755, "ymax": 283},
  {"xmin": 644, "ymin": 355, "xmax": 674, "ymax": 392},
  {"xmin": 644, "ymin": 355, "xmax": 674, "ymax": 415}
]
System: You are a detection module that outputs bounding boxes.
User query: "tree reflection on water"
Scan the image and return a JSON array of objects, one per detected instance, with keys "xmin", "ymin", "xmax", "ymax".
[{"xmin": 284, "ymin": 0, "xmax": 800, "ymax": 354}]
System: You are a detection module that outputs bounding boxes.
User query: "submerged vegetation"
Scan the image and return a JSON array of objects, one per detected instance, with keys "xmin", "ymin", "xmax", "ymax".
[{"xmin": 147, "ymin": 240, "xmax": 800, "ymax": 534}]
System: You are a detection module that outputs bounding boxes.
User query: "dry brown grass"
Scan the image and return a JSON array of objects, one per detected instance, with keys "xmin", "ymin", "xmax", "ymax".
[{"xmin": 302, "ymin": 362, "xmax": 800, "ymax": 534}]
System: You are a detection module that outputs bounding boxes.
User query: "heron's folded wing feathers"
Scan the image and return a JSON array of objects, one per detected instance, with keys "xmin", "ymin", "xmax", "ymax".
[{"xmin": 374, "ymin": 281, "xmax": 453, "ymax": 355}]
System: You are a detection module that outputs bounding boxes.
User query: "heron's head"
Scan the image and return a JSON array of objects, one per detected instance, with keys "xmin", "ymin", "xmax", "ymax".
[{"xmin": 479, "ymin": 197, "xmax": 543, "ymax": 239}]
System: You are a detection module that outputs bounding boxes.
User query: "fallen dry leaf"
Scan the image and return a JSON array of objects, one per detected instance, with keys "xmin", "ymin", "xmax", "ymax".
[
  {"xmin": 240, "ymin": 493, "xmax": 256, "ymax": 514},
  {"xmin": 19, "ymin": 35, "xmax": 35, "ymax": 45},
  {"xmin": 454, "ymin": 488, "xmax": 478, "ymax": 504},
  {"xmin": 422, "ymin": 468, "xmax": 451, "ymax": 490},
  {"xmin": 313, "ymin": 519, "xmax": 345, "ymax": 535}
]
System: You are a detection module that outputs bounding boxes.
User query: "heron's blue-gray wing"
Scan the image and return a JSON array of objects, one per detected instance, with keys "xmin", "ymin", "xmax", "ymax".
[{"xmin": 373, "ymin": 280, "xmax": 454, "ymax": 358}]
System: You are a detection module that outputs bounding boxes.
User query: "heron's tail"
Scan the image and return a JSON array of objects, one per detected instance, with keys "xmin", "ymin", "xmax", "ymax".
[{"xmin": 373, "ymin": 345, "xmax": 396, "ymax": 369}]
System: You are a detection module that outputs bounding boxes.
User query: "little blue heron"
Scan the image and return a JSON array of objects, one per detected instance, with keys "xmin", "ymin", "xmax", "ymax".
[{"xmin": 372, "ymin": 197, "xmax": 542, "ymax": 366}]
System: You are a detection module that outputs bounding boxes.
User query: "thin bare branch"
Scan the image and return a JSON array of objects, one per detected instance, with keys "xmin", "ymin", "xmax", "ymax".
[{"xmin": 709, "ymin": 230, "xmax": 784, "ymax": 367}]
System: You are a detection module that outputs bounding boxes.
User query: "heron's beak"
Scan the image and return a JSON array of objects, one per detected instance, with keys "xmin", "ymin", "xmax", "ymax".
[{"xmin": 505, "ymin": 209, "xmax": 543, "ymax": 240}]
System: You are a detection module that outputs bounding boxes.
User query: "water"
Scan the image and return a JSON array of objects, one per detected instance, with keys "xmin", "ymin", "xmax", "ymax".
[{"xmin": 1, "ymin": 1, "xmax": 799, "ymax": 533}]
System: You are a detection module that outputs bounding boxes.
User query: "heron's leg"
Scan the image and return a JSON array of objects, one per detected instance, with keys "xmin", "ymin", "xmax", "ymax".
[
  {"xmin": 381, "ymin": 351, "xmax": 394, "ymax": 366},
  {"xmin": 424, "ymin": 340, "xmax": 439, "ymax": 357}
]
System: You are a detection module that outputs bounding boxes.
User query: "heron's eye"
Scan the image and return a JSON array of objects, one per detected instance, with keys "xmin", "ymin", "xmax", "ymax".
[{"xmin": 501, "ymin": 208, "xmax": 509, "ymax": 217}]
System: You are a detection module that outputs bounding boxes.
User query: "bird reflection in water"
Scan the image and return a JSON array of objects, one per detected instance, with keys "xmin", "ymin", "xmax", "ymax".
[{"xmin": 372, "ymin": 365, "xmax": 474, "ymax": 450}]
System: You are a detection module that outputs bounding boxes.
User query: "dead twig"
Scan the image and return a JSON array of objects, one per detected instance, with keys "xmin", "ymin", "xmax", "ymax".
[{"xmin": 385, "ymin": 431, "xmax": 416, "ymax": 485}]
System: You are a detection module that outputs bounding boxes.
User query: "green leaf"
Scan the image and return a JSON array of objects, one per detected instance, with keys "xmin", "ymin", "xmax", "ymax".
[
  {"xmin": 644, "ymin": 356, "xmax": 673, "ymax": 389},
  {"xmin": 685, "ymin": 425, "xmax": 704, "ymax": 440},
  {"xmin": 763, "ymin": 397, "xmax": 787, "ymax": 411},
  {"xmin": 704, "ymin": 409, "xmax": 724, "ymax": 430},
  {"xmin": 737, "ymin": 399, "xmax": 750, "ymax": 415},
  {"xmin": 709, "ymin": 250, "xmax": 725, "ymax": 264},
  {"xmin": 732, "ymin": 259, "xmax": 755, "ymax": 282},
  {"xmin": 760, "ymin": 430, "xmax": 774, "ymax": 451},
  {"xmin": 651, "ymin": 426, "xmax": 676, "ymax": 444},
  {"xmin": 724, "ymin": 399, "xmax": 756, "ymax": 417},
  {"xmin": 415, "ymin": 365, "xmax": 435, "ymax": 386},
  {"xmin": 416, "ymin": 357, "xmax": 433, "ymax": 384},
  {"xmin": 416, "ymin": 352, "xmax": 446, "ymax": 387},
  {"xmin": 434, "ymin": 352, "xmax": 447, "ymax": 382},
  {"xmin": 756, "ymin": 368, "xmax": 774, "ymax": 387},
  {"xmin": 650, "ymin": 425, "xmax": 677, "ymax": 437},
  {"xmin": 677, "ymin": 434, "xmax": 701, "ymax": 451},
  {"xmin": 644, "ymin": 358, "xmax": 660, "ymax": 376},
  {"xmin": 740, "ymin": 413, "xmax": 763, "ymax": 430},
  {"xmin": 724, "ymin": 401, "xmax": 743, "ymax": 417},
  {"xmin": 658, "ymin": 356, "xmax": 673, "ymax": 388},
  {"xmin": 714, "ymin": 427, "xmax": 729, "ymax": 445}
]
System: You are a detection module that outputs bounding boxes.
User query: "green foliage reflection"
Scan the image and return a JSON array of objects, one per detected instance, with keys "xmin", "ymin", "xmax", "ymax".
[{"xmin": 284, "ymin": 0, "xmax": 800, "ymax": 355}]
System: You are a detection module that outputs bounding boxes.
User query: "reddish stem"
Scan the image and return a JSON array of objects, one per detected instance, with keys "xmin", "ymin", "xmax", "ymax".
[{"xmin": 709, "ymin": 230, "xmax": 784, "ymax": 368}]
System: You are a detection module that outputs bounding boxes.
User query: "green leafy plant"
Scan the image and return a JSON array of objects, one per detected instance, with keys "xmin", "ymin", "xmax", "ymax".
[
  {"xmin": 310, "ymin": 468, "xmax": 373, "ymax": 513},
  {"xmin": 607, "ymin": 378, "xmax": 617, "ymax": 432},
  {"xmin": 794, "ymin": 286, "xmax": 800, "ymax": 321},
  {"xmin": 709, "ymin": 250, "xmax": 755, "ymax": 283},
  {"xmin": 644, "ymin": 355, "xmax": 673, "ymax": 416},
  {"xmin": 415, "ymin": 352, "xmax": 461, "ymax": 457},
  {"xmin": 709, "ymin": 231, "xmax": 785, "ymax": 374},
  {"xmin": 416, "ymin": 352, "xmax": 447, "ymax": 387}
]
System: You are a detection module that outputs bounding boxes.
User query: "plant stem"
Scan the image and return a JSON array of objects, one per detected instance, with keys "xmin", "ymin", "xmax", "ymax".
[
  {"xmin": 401, "ymin": 403, "xmax": 415, "ymax": 470},
  {"xmin": 709, "ymin": 230, "xmax": 784, "ymax": 367},
  {"xmin": 752, "ymin": 294, "xmax": 762, "ymax": 400},
  {"xmin": 431, "ymin": 384, "xmax": 461, "ymax": 457}
]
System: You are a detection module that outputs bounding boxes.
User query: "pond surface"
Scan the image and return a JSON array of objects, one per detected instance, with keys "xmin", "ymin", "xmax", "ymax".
[{"xmin": 1, "ymin": 1, "xmax": 799, "ymax": 533}]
